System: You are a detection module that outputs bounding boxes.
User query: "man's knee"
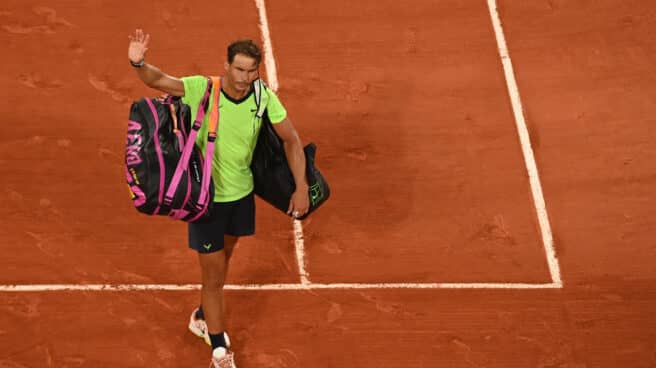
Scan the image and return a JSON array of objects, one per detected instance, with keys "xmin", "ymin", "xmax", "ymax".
[
  {"xmin": 224, "ymin": 235, "xmax": 239, "ymax": 260},
  {"xmin": 198, "ymin": 251, "xmax": 227, "ymax": 288}
]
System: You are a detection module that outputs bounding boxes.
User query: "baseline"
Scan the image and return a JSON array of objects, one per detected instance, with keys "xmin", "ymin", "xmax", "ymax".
[{"xmin": 0, "ymin": 282, "xmax": 561, "ymax": 292}]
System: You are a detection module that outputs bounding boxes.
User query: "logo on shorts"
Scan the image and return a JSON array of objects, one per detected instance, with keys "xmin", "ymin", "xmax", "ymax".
[{"xmin": 203, "ymin": 243, "xmax": 212, "ymax": 250}]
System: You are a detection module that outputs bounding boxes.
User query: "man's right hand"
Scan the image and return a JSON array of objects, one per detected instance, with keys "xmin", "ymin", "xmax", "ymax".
[
  {"xmin": 127, "ymin": 29, "xmax": 184, "ymax": 97},
  {"xmin": 128, "ymin": 29, "xmax": 150, "ymax": 63}
]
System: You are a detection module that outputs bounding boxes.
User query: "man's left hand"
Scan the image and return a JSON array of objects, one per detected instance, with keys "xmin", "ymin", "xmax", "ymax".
[{"xmin": 288, "ymin": 185, "xmax": 310, "ymax": 219}]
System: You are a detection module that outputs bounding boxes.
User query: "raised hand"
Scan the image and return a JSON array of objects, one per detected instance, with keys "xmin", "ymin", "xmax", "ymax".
[{"xmin": 128, "ymin": 29, "xmax": 150, "ymax": 63}]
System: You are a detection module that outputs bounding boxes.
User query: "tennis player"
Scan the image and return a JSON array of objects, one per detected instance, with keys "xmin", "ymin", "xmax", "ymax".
[{"xmin": 128, "ymin": 29, "xmax": 309, "ymax": 367}]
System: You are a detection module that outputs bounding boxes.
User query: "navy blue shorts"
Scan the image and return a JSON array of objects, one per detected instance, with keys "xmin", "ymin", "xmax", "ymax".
[{"xmin": 188, "ymin": 192, "xmax": 255, "ymax": 253}]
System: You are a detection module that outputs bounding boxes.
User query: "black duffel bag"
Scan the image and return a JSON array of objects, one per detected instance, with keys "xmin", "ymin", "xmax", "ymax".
[{"xmin": 250, "ymin": 113, "xmax": 330, "ymax": 220}]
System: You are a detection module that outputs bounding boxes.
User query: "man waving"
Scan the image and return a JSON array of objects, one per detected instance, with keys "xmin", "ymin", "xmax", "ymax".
[{"xmin": 128, "ymin": 29, "xmax": 309, "ymax": 367}]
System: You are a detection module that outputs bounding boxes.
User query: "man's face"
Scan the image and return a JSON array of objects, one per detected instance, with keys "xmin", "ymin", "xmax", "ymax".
[{"xmin": 225, "ymin": 53, "xmax": 259, "ymax": 93}]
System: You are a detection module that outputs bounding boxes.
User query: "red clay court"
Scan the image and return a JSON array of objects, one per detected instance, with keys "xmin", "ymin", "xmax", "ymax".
[{"xmin": 1, "ymin": 0, "xmax": 655, "ymax": 367}]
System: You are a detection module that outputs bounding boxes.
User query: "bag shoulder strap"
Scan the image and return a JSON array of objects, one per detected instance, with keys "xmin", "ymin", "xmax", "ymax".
[
  {"xmin": 194, "ymin": 76, "xmax": 221, "ymax": 209},
  {"xmin": 253, "ymin": 78, "xmax": 269, "ymax": 119},
  {"xmin": 192, "ymin": 77, "xmax": 214, "ymax": 126},
  {"xmin": 208, "ymin": 77, "xmax": 221, "ymax": 135},
  {"xmin": 163, "ymin": 77, "xmax": 217, "ymax": 211}
]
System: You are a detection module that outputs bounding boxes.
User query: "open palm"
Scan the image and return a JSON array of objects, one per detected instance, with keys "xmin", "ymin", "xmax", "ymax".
[{"xmin": 128, "ymin": 29, "xmax": 150, "ymax": 63}]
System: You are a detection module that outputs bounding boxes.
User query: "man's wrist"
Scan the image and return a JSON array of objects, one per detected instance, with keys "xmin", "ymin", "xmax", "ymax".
[{"xmin": 130, "ymin": 59, "xmax": 145, "ymax": 68}]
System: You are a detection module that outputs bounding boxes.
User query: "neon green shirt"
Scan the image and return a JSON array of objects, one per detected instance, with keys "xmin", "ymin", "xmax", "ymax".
[{"xmin": 181, "ymin": 76, "xmax": 287, "ymax": 202}]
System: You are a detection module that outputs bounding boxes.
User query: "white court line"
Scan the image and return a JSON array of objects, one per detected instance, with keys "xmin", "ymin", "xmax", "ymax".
[
  {"xmin": 255, "ymin": 0, "xmax": 310, "ymax": 285},
  {"xmin": 0, "ymin": 282, "xmax": 560, "ymax": 292},
  {"xmin": 255, "ymin": 0, "xmax": 279, "ymax": 91},
  {"xmin": 293, "ymin": 219, "xmax": 310, "ymax": 284},
  {"xmin": 486, "ymin": 0, "xmax": 562, "ymax": 287},
  {"xmin": 0, "ymin": 2, "xmax": 563, "ymax": 294}
]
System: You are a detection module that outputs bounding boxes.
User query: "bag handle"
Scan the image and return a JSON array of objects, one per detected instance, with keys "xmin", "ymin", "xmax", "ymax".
[{"xmin": 253, "ymin": 79, "xmax": 263, "ymax": 118}]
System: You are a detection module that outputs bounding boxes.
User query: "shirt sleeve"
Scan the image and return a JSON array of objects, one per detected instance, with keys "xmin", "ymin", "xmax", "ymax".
[{"xmin": 266, "ymin": 89, "xmax": 287, "ymax": 124}]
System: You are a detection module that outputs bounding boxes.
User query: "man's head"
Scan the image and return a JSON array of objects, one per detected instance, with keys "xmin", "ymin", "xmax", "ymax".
[{"xmin": 224, "ymin": 39, "xmax": 262, "ymax": 94}]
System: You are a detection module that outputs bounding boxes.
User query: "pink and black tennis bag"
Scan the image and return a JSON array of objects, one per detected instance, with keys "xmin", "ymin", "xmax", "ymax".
[{"xmin": 124, "ymin": 76, "xmax": 221, "ymax": 222}]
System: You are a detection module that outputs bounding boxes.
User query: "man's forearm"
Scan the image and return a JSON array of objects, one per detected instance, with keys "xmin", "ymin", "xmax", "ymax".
[
  {"xmin": 284, "ymin": 140, "xmax": 308, "ymax": 191},
  {"xmin": 135, "ymin": 63, "xmax": 165, "ymax": 87}
]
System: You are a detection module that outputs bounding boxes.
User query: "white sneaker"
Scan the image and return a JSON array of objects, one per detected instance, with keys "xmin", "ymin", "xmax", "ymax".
[
  {"xmin": 188, "ymin": 308, "xmax": 231, "ymax": 348},
  {"xmin": 210, "ymin": 347, "xmax": 237, "ymax": 368}
]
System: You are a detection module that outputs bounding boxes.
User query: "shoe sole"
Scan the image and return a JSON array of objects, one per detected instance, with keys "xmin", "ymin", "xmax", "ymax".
[
  {"xmin": 188, "ymin": 319, "xmax": 211, "ymax": 346},
  {"xmin": 188, "ymin": 311, "xmax": 231, "ymax": 348}
]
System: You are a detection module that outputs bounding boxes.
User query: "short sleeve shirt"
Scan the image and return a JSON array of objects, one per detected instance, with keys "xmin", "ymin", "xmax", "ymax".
[{"xmin": 181, "ymin": 76, "xmax": 287, "ymax": 202}]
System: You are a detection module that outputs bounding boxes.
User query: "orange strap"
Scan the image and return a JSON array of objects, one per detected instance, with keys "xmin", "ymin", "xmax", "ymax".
[
  {"xmin": 169, "ymin": 104, "xmax": 179, "ymax": 133},
  {"xmin": 208, "ymin": 77, "xmax": 221, "ymax": 135}
]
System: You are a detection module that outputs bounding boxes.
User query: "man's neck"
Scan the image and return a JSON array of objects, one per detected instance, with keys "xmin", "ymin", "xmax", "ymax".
[{"xmin": 222, "ymin": 80, "xmax": 251, "ymax": 100}]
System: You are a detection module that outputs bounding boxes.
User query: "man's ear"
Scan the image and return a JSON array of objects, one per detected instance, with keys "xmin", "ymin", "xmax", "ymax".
[{"xmin": 224, "ymin": 61, "xmax": 229, "ymax": 71}]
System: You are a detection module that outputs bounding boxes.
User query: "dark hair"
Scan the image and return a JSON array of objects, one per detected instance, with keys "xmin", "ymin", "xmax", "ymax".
[{"xmin": 227, "ymin": 39, "xmax": 262, "ymax": 65}]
